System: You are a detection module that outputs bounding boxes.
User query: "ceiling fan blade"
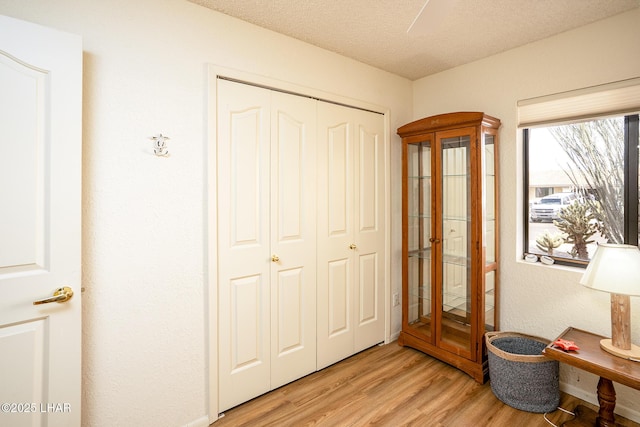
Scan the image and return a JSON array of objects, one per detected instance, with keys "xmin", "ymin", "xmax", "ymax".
[{"xmin": 407, "ymin": 0, "xmax": 460, "ymax": 35}]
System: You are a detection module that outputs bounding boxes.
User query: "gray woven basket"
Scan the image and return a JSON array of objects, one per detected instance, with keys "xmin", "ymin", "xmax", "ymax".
[{"xmin": 486, "ymin": 331, "xmax": 560, "ymax": 413}]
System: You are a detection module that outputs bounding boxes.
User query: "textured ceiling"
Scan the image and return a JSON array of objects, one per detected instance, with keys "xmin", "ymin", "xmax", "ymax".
[{"xmin": 188, "ymin": 0, "xmax": 640, "ymax": 81}]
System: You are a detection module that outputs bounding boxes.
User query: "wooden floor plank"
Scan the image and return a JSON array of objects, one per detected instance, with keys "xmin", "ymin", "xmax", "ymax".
[{"xmin": 213, "ymin": 342, "xmax": 639, "ymax": 426}]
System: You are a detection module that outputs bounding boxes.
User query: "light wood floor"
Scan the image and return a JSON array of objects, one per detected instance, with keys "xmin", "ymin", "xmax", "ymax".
[{"xmin": 212, "ymin": 341, "xmax": 640, "ymax": 427}]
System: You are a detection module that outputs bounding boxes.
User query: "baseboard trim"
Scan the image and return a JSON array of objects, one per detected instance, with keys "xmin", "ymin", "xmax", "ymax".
[{"xmin": 182, "ymin": 415, "xmax": 210, "ymax": 427}]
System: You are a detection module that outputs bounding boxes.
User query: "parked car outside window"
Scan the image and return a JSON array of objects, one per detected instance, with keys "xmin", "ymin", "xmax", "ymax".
[{"xmin": 530, "ymin": 192, "xmax": 578, "ymax": 222}]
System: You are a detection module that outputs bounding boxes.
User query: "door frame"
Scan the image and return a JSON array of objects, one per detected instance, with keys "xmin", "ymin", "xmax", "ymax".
[{"xmin": 205, "ymin": 65, "xmax": 391, "ymax": 424}]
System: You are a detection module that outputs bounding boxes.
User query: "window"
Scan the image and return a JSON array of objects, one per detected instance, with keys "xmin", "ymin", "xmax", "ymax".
[{"xmin": 523, "ymin": 114, "xmax": 639, "ymax": 266}]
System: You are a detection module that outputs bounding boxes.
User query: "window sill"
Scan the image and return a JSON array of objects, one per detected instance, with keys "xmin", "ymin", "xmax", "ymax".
[{"xmin": 518, "ymin": 255, "xmax": 587, "ymax": 273}]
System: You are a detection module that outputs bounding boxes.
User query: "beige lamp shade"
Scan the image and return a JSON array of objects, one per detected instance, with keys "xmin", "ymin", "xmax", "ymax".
[{"xmin": 580, "ymin": 244, "xmax": 640, "ymax": 296}]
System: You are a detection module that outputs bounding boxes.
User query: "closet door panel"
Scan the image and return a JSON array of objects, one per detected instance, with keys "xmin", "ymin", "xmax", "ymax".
[
  {"xmin": 231, "ymin": 112, "xmax": 262, "ymax": 243},
  {"xmin": 317, "ymin": 103, "xmax": 354, "ymax": 369},
  {"xmin": 358, "ymin": 253, "xmax": 378, "ymax": 322},
  {"xmin": 327, "ymin": 122, "xmax": 350, "ymax": 236},
  {"xmin": 218, "ymin": 80, "xmax": 271, "ymax": 411},
  {"xmin": 327, "ymin": 258, "xmax": 350, "ymax": 335},
  {"xmin": 353, "ymin": 114, "xmax": 386, "ymax": 351},
  {"xmin": 316, "ymin": 256, "xmax": 352, "ymax": 369},
  {"xmin": 317, "ymin": 103, "xmax": 386, "ymax": 367},
  {"xmin": 358, "ymin": 129, "xmax": 378, "ymax": 231},
  {"xmin": 270, "ymin": 92, "xmax": 317, "ymax": 388},
  {"xmin": 274, "ymin": 109, "xmax": 304, "ymax": 240},
  {"xmin": 230, "ymin": 275, "xmax": 264, "ymax": 367},
  {"xmin": 274, "ymin": 268, "xmax": 304, "ymax": 351}
]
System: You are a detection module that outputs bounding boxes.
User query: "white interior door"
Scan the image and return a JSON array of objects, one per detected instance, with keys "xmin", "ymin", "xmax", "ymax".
[
  {"xmin": 0, "ymin": 15, "xmax": 82, "ymax": 427},
  {"xmin": 316, "ymin": 102, "xmax": 354, "ymax": 369},
  {"xmin": 217, "ymin": 80, "xmax": 317, "ymax": 411},
  {"xmin": 317, "ymin": 102, "xmax": 385, "ymax": 369},
  {"xmin": 352, "ymin": 108, "xmax": 386, "ymax": 353},
  {"xmin": 269, "ymin": 91, "xmax": 317, "ymax": 389},
  {"xmin": 217, "ymin": 80, "xmax": 271, "ymax": 412}
]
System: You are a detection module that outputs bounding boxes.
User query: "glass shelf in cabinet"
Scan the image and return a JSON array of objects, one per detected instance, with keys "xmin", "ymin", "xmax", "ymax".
[
  {"xmin": 407, "ymin": 288, "xmax": 432, "ymax": 301},
  {"xmin": 408, "ymin": 214, "xmax": 432, "ymax": 220},
  {"xmin": 442, "ymin": 253, "xmax": 470, "ymax": 267},
  {"xmin": 442, "ymin": 215, "xmax": 471, "ymax": 222},
  {"xmin": 441, "ymin": 296, "xmax": 494, "ymax": 313},
  {"xmin": 408, "ymin": 248, "xmax": 432, "ymax": 259},
  {"xmin": 408, "ymin": 250, "xmax": 469, "ymax": 267},
  {"xmin": 442, "ymin": 295, "xmax": 469, "ymax": 313}
]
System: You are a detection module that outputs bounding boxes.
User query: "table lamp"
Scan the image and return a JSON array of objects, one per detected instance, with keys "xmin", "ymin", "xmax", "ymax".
[{"xmin": 580, "ymin": 243, "xmax": 640, "ymax": 359}]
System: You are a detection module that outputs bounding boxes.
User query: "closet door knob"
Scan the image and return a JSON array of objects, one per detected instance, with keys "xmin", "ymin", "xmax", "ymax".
[
  {"xmin": 271, "ymin": 254, "xmax": 280, "ymax": 262},
  {"xmin": 349, "ymin": 244, "xmax": 357, "ymax": 250}
]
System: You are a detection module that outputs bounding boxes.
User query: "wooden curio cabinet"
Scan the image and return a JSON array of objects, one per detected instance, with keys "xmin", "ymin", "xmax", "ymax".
[{"xmin": 397, "ymin": 112, "xmax": 500, "ymax": 383}]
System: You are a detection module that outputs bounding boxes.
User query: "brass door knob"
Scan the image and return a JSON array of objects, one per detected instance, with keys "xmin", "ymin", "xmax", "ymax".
[
  {"xmin": 33, "ymin": 286, "xmax": 74, "ymax": 305},
  {"xmin": 349, "ymin": 244, "xmax": 357, "ymax": 250},
  {"xmin": 271, "ymin": 254, "xmax": 280, "ymax": 262}
]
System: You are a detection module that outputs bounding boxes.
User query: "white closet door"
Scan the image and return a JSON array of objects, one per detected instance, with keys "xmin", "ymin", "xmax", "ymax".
[
  {"xmin": 317, "ymin": 102, "xmax": 355, "ymax": 369},
  {"xmin": 218, "ymin": 80, "xmax": 318, "ymax": 410},
  {"xmin": 217, "ymin": 80, "xmax": 271, "ymax": 411},
  {"xmin": 352, "ymin": 108, "xmax": 386, "ymax": 352},
  {"xmin": 269, "ymin": 91, "xmax": 317, "ymax": 389},
  {"xmin": 316, "ymin": 102, "xmax": 385, "ymax": 369}
]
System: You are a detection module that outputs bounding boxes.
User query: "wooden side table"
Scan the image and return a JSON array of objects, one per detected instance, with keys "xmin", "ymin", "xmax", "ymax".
[{"xmin": 543, "ymin": 327, "xmax": 640, "ymax": 427}]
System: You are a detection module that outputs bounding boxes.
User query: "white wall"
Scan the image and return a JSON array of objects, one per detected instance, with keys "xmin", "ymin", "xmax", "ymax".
[
  {"xmin": 0, "ymin": 1, "xmax": 411, "ymax": 426},
  {"xmin": 412, "ymin": 9, "xmax": 640, "ymax": 422}
]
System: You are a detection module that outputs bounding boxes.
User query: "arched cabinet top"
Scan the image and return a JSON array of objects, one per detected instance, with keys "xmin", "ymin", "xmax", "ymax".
[{"xmin": 397, "ymin": 112, "xmax": 501, "ymax": 137}]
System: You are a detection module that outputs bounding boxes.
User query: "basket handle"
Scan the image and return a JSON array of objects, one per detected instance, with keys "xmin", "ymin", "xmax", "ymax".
[
  {"xmin": 485, "ymin": 331, "xmax": 552, "ymax": 363},
  {"xmin": 485, "ymin": 331, "xmax": 500, "ymax": 341}
]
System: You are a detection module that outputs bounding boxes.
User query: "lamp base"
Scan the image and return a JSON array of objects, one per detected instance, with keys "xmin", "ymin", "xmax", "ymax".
[{"xmin": 600, "ymin": 339, "xmax": 640, "ymax": 360}]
